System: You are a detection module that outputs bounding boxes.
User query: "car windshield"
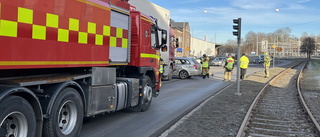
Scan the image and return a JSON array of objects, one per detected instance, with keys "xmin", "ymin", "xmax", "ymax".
[
  {"xmin": 215, "ymin": 57, "xmax": 225, "ymax": 61},
  {"xmin": 175, "ymin": 59, "xmax": 191, "ymax": 64},
  {"xmin": 192, "ymin": 59, "xmax": 201, "ymax": 65}
]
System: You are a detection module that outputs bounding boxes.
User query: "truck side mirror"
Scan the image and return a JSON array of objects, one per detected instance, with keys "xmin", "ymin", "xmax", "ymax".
[
  {"xmin": 175, "ymin": 38, "xmax": 179, "ymax": 48},
  {"xmin": 161, "ymin": 45, "xmax": 168, "ymax": 52},
  {"xmin": 161, "ymin": 30, "xmax": 167, "ymax": 46}
]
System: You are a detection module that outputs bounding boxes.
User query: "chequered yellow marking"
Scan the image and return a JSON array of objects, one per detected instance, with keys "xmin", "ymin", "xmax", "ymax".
[
  {"xmin": 58, "ymin": 29, "xmax": 69, "ymax": 42},
  {"xmin": 110, "ymin": 36, "xmax": 116, "ymax": 47},
  {"xmin": 46, "ymin": 13, "xmax": 59, "ymax": 28},
  {"xmin": 69, "ymin": 18, "xmax": 79, "ymax": 31},
  {"xmin": 103, "ymin": 25, "xmax": 110, "ymax": 36},
  {"xmin": 116, "ymin": 28, "xmax": 122, "ymax": 38},
  {"xmin": 0, "ymin": 20, "xmax": 18, "ymax": 37},
  {"xmin": 32, "ymin": 25, "xmax": 46, "ymax": 40},
  {"xmin": 95, "ymin": 34, "xmax": 103, "ymax": 45},
  {"xmin": 78, "ymin": 32, "xmax": 88, "ymax": 44},
  {"xmin": 122, "ymin": 38, "xmax": 128, "ymax": 48},
  {"xmin": 18, "ymin": 7, "xmax": 33, "ymax": 24},
  {"xmin": 0, "ymin": 6, "xmax": 129, "ymax": 48},
  {"xmin": 87, "ymin": 22, "xmax": 96, "ymax": 34}
]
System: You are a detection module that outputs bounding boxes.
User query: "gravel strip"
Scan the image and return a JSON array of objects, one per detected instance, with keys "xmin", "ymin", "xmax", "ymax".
[
  {"xmin": 160, "ymin": 60, "xmax": 302, "ymax": 137},
  {"xmin": 301, "ymin": 59, "xmax": 320, "ymax": 130}
]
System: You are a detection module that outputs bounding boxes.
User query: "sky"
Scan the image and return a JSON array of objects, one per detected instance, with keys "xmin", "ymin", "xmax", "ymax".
[{"xmin": 147, "ymin": 0, "xmax": 320, "ymax": 44}]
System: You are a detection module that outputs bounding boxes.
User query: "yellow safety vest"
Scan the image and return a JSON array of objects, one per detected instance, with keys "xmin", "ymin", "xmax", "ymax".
[
  {"xmin": 225, "ymin": 57, "xmax": 234, "ymax": 70},
  {"xmin": 264, "ymin": 56, "xmax": 271, "ymax": 66},
  {"xmin": 201, "ymin": 57, "xmax": 209, "ymax": 68},
  {"xmin": 239, "ymin": 56, "xmax": 249, "ymax": 69},
  {"xmin": 159, "ymin": 61, "xmax": 164, "ymax": 73}
]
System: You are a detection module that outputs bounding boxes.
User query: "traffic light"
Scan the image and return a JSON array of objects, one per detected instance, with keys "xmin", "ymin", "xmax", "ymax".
[{"xmin": 233, "ymin": 18, "xmax": 241, "ymax": 39}]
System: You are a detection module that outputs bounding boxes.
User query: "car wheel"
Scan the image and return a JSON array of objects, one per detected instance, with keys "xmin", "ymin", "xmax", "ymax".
[{"xmin": 179, "ymin": 70, "xmax": 189, "ymax": 79}]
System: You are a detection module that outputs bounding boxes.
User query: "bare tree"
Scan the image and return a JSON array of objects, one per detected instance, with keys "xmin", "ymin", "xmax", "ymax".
[
  {"xmin": 242, "ymin": 31, "xmax": 256, "ymax": 55},
  {"xmin": 300, "ymin": 37, "xmax": 316, "ymax": 59}
]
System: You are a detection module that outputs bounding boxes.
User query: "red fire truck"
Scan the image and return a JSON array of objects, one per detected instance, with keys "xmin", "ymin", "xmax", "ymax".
[
  {"xmin": 0, "ymin": 0, "xmax": 167, "ymax": 136},
  {"xmin": 130, "ymin": 0, "xmax": 177, "ymax": 81}
]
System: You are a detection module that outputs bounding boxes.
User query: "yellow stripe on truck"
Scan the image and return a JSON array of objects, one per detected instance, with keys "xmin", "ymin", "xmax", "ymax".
[{"xmin": 140, "ymin": 53, "xmax": 160, "ymax": 60}]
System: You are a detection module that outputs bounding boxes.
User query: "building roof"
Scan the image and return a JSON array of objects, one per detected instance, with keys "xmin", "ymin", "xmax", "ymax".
[{"xmin": 171, "ymin": 22, "xmax": 189, "ymax": 31}]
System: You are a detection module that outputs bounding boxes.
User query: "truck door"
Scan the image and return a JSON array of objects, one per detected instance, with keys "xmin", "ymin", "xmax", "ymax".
[{"xmin": 109, "ymin": 10, "xmax": 130, "ymax": 64}]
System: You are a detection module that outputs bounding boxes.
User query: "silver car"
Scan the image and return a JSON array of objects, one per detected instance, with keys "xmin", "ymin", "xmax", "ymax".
[
  {"xmin": 210, "ymin": 57, "xmax": 226, "ymax": 66},
  {"xmin": 173, "ymin": 57, "xmax": 202, "ymax": 79}
]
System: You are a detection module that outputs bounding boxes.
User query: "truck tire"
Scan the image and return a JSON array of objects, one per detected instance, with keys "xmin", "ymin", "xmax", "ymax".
[
  {"xmin": 43, "ymin": 87, "xmax": 83, "ymax": 137},
  {"xmin": 0, "ymin": 95, "xmax": 36, "ymax": 137},
  {"xmin": 140, "ymin": 75, "xmax": 153, "ymax": 112}
]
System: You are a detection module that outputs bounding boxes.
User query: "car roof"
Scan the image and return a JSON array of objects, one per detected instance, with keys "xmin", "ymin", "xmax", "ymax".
[
  {"xmin": 174, "ymin": 57, "xmax": 194, "ymax": 60},
  {"xmin": 216, "ymin": 56, "xmax": 226, "ymax": 58}
]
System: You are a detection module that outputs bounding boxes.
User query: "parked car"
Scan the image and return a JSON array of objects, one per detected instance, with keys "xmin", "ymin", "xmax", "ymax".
[
  {"xmin": 254, "ymin": 56, "xmax": 273, "ymax": 64},
  {"xmin": 254, "ymin": 58, "xmax": 264, "ymax": 64},
  {"xmin": 173, "ymin": 57, "xmax": 202, "ymax": 79},
  {"xmin": 210, "ymin": 57, "xmax": 226, "ymax": 66}
]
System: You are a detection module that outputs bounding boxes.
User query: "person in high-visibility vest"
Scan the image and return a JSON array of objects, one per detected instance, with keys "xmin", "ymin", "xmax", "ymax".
[
  {"xmin": 263, "ymin": 53, "xmax": 271, "ymax": 78},
  {"xmin": 159, "ymin": 58, "xmax": 164, "ymax": 86},
  {"xmin": 223, "ymin": 55, "xmax": 235, "ymax": 81},
  {"xmin": 159, "ymin": 58, "xmax": 164, "ymax": 77},
  {"xmin": 201, "ymin": 54, "xmax": 210, "ymax": 79},
  {"xmin": 239, "ymin": 54, "xmax": 249, "ymax": 80}
]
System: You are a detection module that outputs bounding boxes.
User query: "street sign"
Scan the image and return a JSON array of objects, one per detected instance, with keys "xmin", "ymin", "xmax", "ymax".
[
  {"xmin": 277, "ymin": 47, "xmax": 282, "ymax": 52},
  {"xmin": 262, "ymin": 40, "xmax": 268, "ymax": 52}
]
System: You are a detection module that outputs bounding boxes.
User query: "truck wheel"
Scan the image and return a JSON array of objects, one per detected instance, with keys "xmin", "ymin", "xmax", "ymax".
[
  {"xmin": 179, "ymin": 70, "xmax": 189, "ymax": 79},
  {"xmin": 43, "ymin": 87, "xmax": 83, "ymax": 137},
  {"xmin": 0, "ymin": 96, "xmax": 36, "ymax": 137},
  {"xmin": 140, "ymin": 75, "xmax": 153, "ymax": 112}
]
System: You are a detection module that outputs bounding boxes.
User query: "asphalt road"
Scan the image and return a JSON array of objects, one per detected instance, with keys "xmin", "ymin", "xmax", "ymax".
[{"xmin": 79, "ymin": 60, "xmax": 288, "ymax": 137}]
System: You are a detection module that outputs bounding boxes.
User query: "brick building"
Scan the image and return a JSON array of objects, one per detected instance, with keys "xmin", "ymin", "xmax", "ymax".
[{"xmin": 171, "ymin": 21, "xmax": 191, "ymax": 57}]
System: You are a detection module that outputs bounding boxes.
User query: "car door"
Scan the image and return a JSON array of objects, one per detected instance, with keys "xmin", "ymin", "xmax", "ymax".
[
  {"xmin": 173, "ymin": 59, "xmax": 182, "ymax": 75},
  {"xmin": 181, "ymin": 59, "xmax": 193, "ymax": 74}
]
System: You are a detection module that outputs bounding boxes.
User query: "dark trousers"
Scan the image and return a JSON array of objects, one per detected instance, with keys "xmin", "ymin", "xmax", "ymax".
[{"xmin": 240, "ymin": 68, "xmax": 247, "ymax": 79}]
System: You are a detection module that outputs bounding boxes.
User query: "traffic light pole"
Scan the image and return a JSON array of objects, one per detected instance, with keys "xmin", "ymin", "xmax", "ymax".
[
  {"xmin": 233, "ymin": 18, "xmax": 241, "ymax": 96},
  {"xmin": 235, "ymin": 36, "xmax": 241, "ymax": 96}
]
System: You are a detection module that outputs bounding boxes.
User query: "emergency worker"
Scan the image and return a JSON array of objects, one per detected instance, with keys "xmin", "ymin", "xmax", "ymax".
[
  {"xmin": 201, "ymin": 54, "xmax": 210, "ymax": 79},
  {"xmin": 239, "ymin": 54, "xmax": 249, "ymax": 80},
  {"xmin": 263, "ymin": 53, "xmax": 271, "ymax": 78},
  {"xmin": 223, "ymin": 55, "xmax": 235, "ymax": 81},
  {"xmin": 159, "ymin": 58, "xmax": 164, "ymax": 77},
  {"xmin": 159, "ymin": 58, "xmax": 164, "ymax": 86}
]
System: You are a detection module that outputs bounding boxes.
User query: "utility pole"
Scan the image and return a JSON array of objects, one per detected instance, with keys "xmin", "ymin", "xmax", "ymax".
[{"xmin": 233, "ymin": 18, "xmax": 241, "ymax": 96}]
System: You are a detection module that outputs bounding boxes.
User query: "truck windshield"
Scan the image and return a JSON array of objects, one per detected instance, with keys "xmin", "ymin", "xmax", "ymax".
[{"xmin": 151, "ymin": 25, "xmax": 158, "ymax": 49}]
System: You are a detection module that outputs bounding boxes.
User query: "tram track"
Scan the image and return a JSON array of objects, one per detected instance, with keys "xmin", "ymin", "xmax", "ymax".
[{"xmin": 237, "ymin": 60, "xmax": 320, "ymax": 136}]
